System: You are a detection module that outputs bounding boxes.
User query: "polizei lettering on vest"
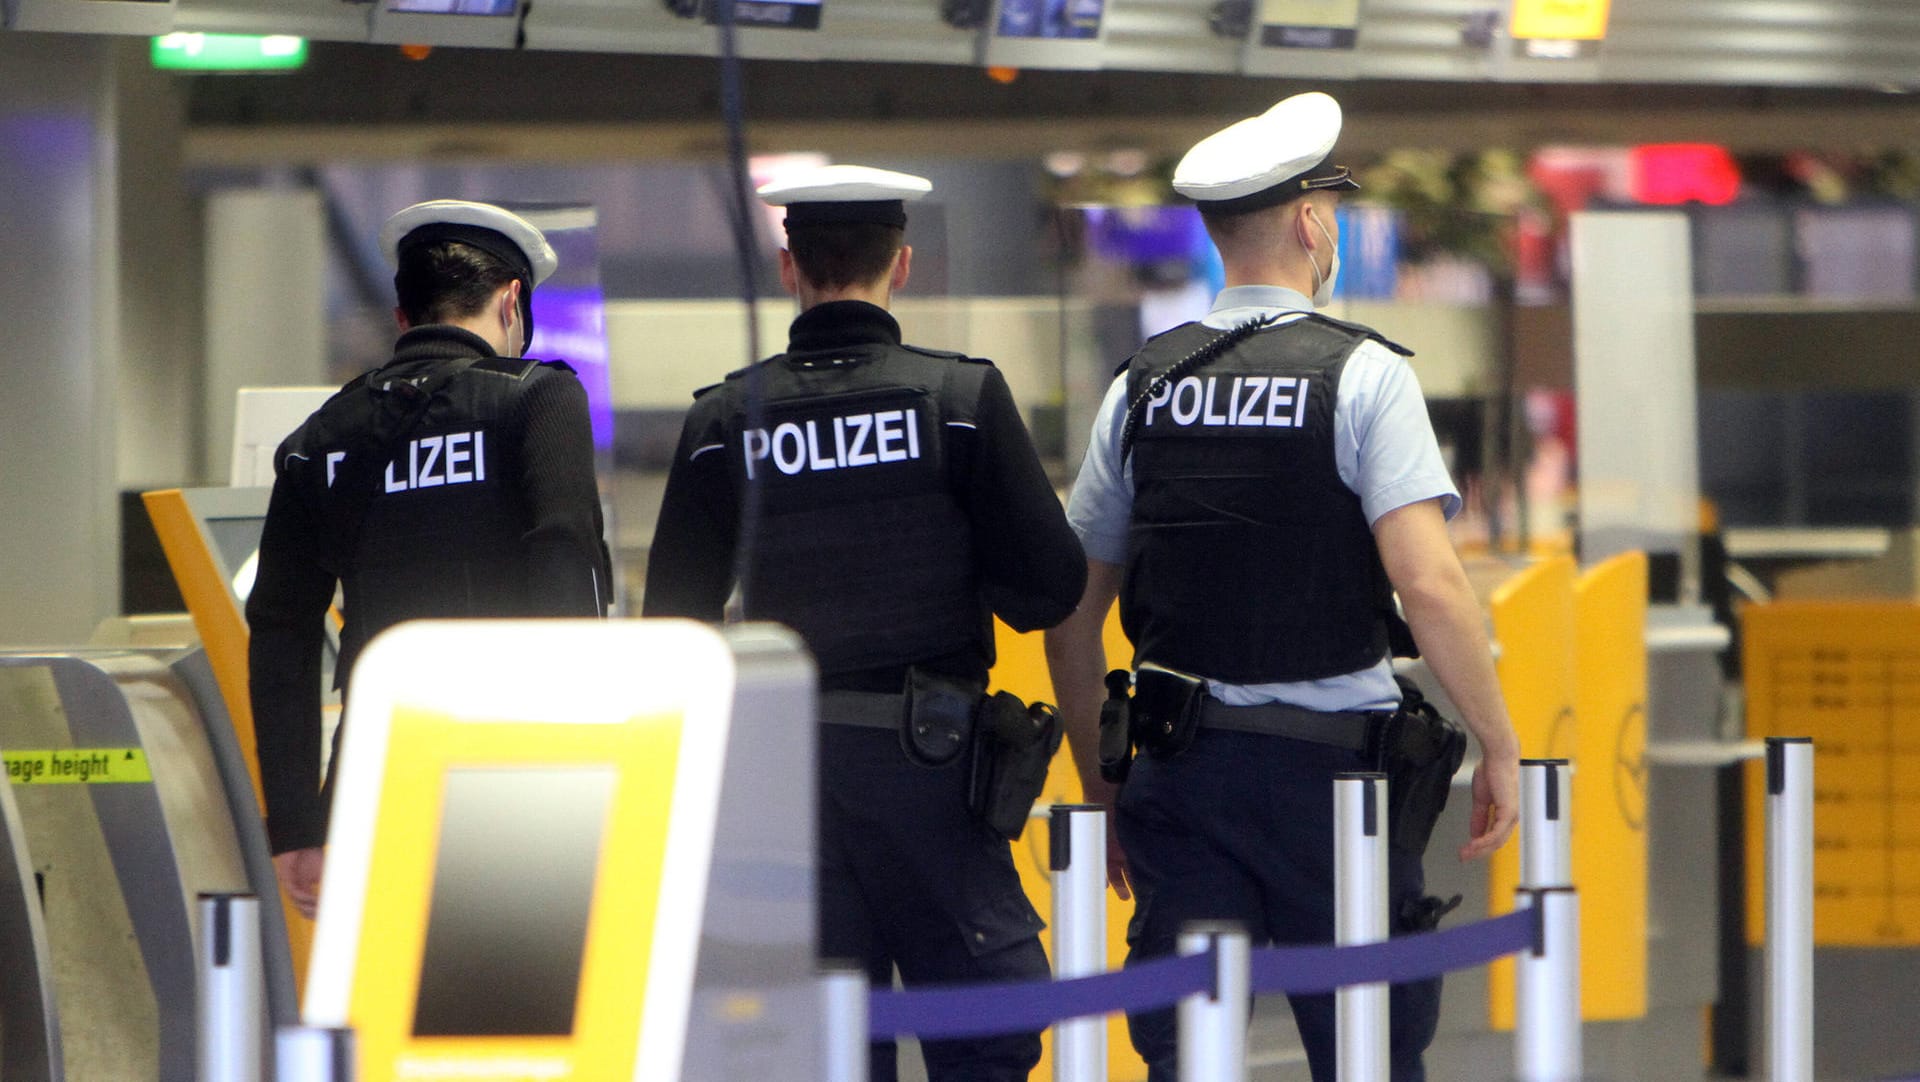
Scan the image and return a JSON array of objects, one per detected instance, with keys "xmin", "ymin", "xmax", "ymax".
[
  {"xmin": 1143, "ymin": 375, "xmax": 1311, "ymax": 430},
  {"xmin": 743, "ymin": 408, "xmax": 923, "ymax": 480},
  {"xmin": 382, "ymin": 431, "xmax": 488, "ymax": 493}
]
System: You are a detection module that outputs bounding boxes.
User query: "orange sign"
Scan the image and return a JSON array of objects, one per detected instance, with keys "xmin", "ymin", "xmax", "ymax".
[{"xmin": 1509, "ymin": 0, "xmax": 1610, "ymax": 40}]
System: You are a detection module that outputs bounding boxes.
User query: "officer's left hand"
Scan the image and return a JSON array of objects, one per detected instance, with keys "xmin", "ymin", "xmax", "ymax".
[
  {"xmin": 1460, "ymin": 751, "xmax": 1519, "ymax": 862},
  {"xmin": 1080, "ymin": 776, "xmax": 1133, "ymax": 900}
]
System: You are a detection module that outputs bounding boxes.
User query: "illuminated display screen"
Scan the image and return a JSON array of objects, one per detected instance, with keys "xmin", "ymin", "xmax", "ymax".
[
  {"xmin": 997, "ymin": 0, "xmax": 1102, "ymax": 39},
  {"xmin": 529, "ymin": 285, "xmax": 614, "ymax": 453},
  {"xmin": 387, "ymin": 0, "xmax": 516, "ymax": 13},
  {"xmin": 710, "ymin": 0, "xmax": 823, "ymax": 30},
  {"xmin": 412, "ymin": 767, "xmax": 615, "ymax": 1037}
]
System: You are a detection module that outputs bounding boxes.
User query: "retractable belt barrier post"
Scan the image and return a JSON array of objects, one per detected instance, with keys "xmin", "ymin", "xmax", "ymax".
[
  {"xmin": 1515, "ymin": 887, "xmax": 1581, "ymax": 1082},
  {"xmin": 1049, "ymin": 804, "xmax": 1107, "ymax": 1082},
  {"xmin": 1520, "ymin": 759, "xmax": 1571, "ymax": 889},
  {"xmin": 199, "ymin": 892, "xmax": 264, "ymax": 1082},
  {"xmin": 1177, "ymin": 923, "xmax": 1250, "ymax": 1082},
  {"xmin": 822, "ymin": 965, "xmax": 870, "ymax": 1082},
  {"xmin": 1766, "ymin": 737, "xmax": 1814, "ymax": 1082},
  {"xmin": 1515, "ymin": 759, "xmax": 1581, "ymax": 1082},
  {"xmin": 1334, "ymin": 772, "xmax": 1390, "ymax": 1082},
  {"xmin": 274, "ymin": 1026, "xmax": 354, "ymax": 1082}
]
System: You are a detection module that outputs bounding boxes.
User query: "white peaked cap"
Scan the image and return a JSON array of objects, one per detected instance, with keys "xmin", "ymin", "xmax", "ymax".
[
  {"xmin": 756, "ymin": 164, "xmax": 933, "ymax": 207},
  {"xmin": 1172, "ymin": 92, "xmax": 1358, "ymax": 207},
  {"xmin": 378, "ymin": 199, "xmax": 559, "ymax": 286}
]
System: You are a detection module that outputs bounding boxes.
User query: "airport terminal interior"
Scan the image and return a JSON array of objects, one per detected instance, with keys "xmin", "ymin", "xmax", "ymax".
[{"xmin": 5, "ymin": 1, "xmax": 1920, "ymax": 1080}]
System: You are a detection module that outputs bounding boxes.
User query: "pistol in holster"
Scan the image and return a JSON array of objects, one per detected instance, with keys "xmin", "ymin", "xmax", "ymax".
[
  {"xmin": 968, "ymin": 692, "xmax": 1063, "ymax": 841},
  {"xmin": 1097, "ymin": 662, "xmax": 1209, "ymax": 784},
  {"xmin": 1368, "ymin": 676, "xmax": 1469, "ymax": 858}
]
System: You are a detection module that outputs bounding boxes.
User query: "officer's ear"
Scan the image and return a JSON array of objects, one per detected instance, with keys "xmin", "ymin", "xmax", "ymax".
[
  {"xmin": 498, "ymin": 279, "xmax": 522, "ymax": 329},
  {"xmin": 394, "ymin": 306, "xmax": 413, "ymax": 332},
  {"xmin": 890, "ymin": 244, "xmax": 913, "ymax": 293},
  {"xmin": 777, "ymin": 248, "xmax": 800, "ymax": 297}
]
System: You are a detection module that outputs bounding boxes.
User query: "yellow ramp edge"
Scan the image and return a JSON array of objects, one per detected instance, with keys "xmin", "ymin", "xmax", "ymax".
[
  {"xmin": 1573, "ymin": 551, "xmax": 1649, "ymax": 1020},
  {"xmin": 142, "ymin": 488, "xmax": 315, "ymax": 995},
  {"xmin": 1487, "ymin": 555, "xmax": 1577, "ymax": 1030},
  {"xmin": 991, "ymin": 606, "xmax": 1144, "ymax": 1081}
]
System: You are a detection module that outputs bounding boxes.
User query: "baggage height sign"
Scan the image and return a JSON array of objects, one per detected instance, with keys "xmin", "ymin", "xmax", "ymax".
[{"xmin": 4, "ymin": 748, "xmax": 153, "ymax": 785}]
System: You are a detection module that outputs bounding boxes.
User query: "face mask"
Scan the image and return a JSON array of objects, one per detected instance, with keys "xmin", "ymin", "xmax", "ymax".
[{"xmin": 1307, "ymin": 208, "xmax": 1341, "ymax": 308}]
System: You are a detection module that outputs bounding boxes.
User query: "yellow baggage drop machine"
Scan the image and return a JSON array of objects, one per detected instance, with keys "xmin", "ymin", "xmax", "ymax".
[{"xmin": 301, "ymin": 618, "xmax": 818, "ymax": 1082}]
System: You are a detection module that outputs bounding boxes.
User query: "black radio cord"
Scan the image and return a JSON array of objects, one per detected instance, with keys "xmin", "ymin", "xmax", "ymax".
[{"xmin": 714, "ymin": 0, "xmax": 769, "ymax": 620}]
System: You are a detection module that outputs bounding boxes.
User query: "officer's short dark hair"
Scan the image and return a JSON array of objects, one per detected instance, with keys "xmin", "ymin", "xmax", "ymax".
[
  {"xmin": 394, "ymin": 240, "xmax": 522, "ymax": 327},
  {"xmin": 786, "ymin": 222, "xmax": 904, "ymax": 292}
]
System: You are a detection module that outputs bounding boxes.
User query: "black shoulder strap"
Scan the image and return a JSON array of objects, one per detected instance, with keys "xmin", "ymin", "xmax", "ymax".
[
  {"xmin": 1303, "ymin": 312, "xmax": 1414, "ymax": 357},
  {"xmin": 332, "ymin": 356, "xmax": 484, "ymax": 564}
]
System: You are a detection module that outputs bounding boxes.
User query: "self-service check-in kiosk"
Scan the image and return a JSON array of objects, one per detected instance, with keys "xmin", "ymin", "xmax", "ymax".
[{"xmin": 304, "ymin": 618, "xmax": 818, "ymax": 1081}]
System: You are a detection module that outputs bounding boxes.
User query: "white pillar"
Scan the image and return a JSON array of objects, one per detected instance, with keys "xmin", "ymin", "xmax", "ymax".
[
  {"xmin": 1515, "ymin": 887, "xmax": 1582, "ymax": 1082},
  {"xmin": 1334, "ymin": 772, "xmax": 1389, "ymax": 1082},
  {"xmin": 198, "ymin": 893, "xmax": 265, "ymax": 1082},
  {"xmin": 1765, "ymin": 737, "xmax": 1814, "ymax": 1082},
  {"xmin": 1049, "ymin": 804, "xmax": 1107, "ymax": 1082},
  {"xmin": 1177, "ymin": 923, "xmax": 1249, "ymax": 1082},
  {"xmin": 820, "ymin": 965, "xmax": 869, "ymax": 1082},
  {"xmin": 274, "ymin": 1026, "xmax": 353, "ymax": 1082},
  {"xmin": 1520, "ymin": 759, "xmax": 1572, "ymax": 889}
]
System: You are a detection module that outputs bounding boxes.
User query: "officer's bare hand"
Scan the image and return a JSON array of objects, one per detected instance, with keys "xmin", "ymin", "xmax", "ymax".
[
  {"xmin": 273, "ymin": 846, "xmax": 325, "ymax": 920},
  {"xmin": 1460, "ymin": 750, "xmax": 1519, "ymax": 862},
  {"xmin": 1079, "ymin": 776, "xmax": 1133, "ymax": 900}
]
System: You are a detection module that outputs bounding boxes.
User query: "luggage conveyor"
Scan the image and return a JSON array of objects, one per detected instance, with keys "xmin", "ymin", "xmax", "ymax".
[{"xmin": 0, "ymin": 646, "xmax": 290, "ymax": 1082}]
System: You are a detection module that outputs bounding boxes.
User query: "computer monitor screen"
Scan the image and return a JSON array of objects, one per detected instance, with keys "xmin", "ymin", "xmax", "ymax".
[
  {"xmin": 713, "ymin": 0, "xmax": 822, "ymax": 30},
  {"xmin": 997, "ymin": 0, "xmax": 1101, "ymax": 39},
  {"xmin": 387, "ymin": 0, "xmax": 515, "ymax": 13},
  {"xmin": 411, "ymin": 766, "xmax": 616, "ymax": 1037}
]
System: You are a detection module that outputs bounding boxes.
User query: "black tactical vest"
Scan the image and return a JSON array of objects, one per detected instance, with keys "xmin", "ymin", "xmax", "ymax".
[
  {"xmin": 277, "ymin": 352, "xmax": 576, "ymax": 681},
  {"xmin": 699, "ymin": 342, "xmax": 993, "ymax": 677},
  {"xmin": 1119, "ymin": 313, "xmax": 1415, "ymax": 684}
]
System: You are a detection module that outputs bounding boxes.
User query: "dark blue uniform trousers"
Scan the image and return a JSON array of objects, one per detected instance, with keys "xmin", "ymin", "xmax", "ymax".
[
  {"xmin": 818, "ymin": 724, "xmax": 1049, "ymax": 1082},
  {"xmin": 1116, "ymin": 728, "xmax": 1442, "ymax": 1082}
]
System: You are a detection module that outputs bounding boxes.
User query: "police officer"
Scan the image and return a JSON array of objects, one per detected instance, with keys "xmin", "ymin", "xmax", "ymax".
[
  {"xmin": 249, "ymin": 199, "xmax": 611, "ymax": 919},
  {"xmin": 642, "ymin": 165, "xmax": 1086, "ymax": 1082},
  {"xmin": 1043, "ymin": 93, "xmax": 1522, "ymax": 1081}
]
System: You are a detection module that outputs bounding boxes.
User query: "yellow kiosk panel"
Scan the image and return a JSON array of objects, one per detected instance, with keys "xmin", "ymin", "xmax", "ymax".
[{"xmin": 306, "ymin": 620, "xmax": 739, "ymax": 1082}]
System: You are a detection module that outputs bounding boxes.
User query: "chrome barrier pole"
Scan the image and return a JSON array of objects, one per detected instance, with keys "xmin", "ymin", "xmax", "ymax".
[
  {"xmin": 821, "ymin": 964, "xmax": 869, "ymax": 1082},
  {"xmin": 1177, "ymin": 922, "xmax": 1249, "ymax": 1082},
  {"xmin": 1766, "ymin": 737, "xmax": 1814, "ymax": 1082},
  {"xmin": 1515, "ymin": 887, "xmax": 1581, "ymax": 1082},
  {"xmin": 198, "ymin": 893, "xmax": 264, "ymax": 1082},
  {"xmin": 1334, "ymin": 772, "xmax": 1390, "ymax": 1082},
  {"xmin": 274, "ymin": 1026, "xmax": 354, "ymax": 1082},
  {"xmin": 1519, "ymin": 759, "xmax": 1572, "ymax": 889},
  {"xmin": 1050, "ymin": 804, "xmax": 1107, "ymax": 1082}
]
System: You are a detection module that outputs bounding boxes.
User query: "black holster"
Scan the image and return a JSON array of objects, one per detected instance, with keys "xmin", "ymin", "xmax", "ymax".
[
  {"xmin": 1370, "ymin": 677, "xmax": 1468, "ymax": 857},
  {"xmin": 1132, "ymin": 663, "xmax": 1205, "ymax": 760},
  {"xmin": 968, "ymin": 692, "xmax": 1062, "ymax": 841}
]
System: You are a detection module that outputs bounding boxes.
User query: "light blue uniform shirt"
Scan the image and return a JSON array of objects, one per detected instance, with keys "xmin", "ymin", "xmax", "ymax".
[{"xmin": 1066, "ymin": 285, "xmax": 1462, "ymax": 712}]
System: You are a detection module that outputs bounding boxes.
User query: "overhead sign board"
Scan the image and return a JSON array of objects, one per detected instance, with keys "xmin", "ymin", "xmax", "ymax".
[{"xmin": 1257, "ymin": 0, "xmax": 1361, "ymax": 50}]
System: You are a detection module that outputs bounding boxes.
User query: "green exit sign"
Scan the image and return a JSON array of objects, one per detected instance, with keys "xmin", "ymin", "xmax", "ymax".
[{"xmin": 151, "ymin": 33, "xmax": 309, "ymax": 72}]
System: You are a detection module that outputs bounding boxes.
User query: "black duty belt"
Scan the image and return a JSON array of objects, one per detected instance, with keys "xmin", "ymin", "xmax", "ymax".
[
  {"xmin": 819, "ymin": 690, "xmax": 903, "ymax": 730},
  {"xmin": 1198, "ymin": 698, "xmax": 1375, "ymax": 752}
]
